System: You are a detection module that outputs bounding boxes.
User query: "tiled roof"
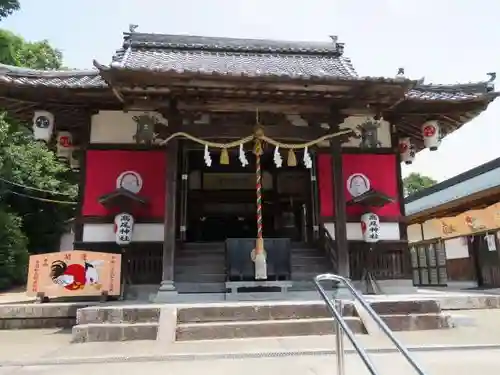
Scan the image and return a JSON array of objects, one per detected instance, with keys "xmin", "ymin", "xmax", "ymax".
[
  {"xmin": 0, "ymin": 32, "xmax": 496, "ymax": 105},
  {"xmin": 109, "ymin": 32, "xmax": 361, "ymax": 81},
  {"xmin": 120, "ymin": 33, "xmax": 345, "ymax": 54},
  {"xmin": 0, "ymin": 64, "xmax": 106, "ymax": 88},
  {"xmin": 407, "ymin": 81, "xmax": 496, "ymax": 101}
]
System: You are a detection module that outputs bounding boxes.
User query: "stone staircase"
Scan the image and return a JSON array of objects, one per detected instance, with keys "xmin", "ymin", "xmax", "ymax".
[
  {"xmin": 290, "ymin": 242, "xmax": 334, "ymax": 291},
  {"xmin": 174, "ymin": 241, "xmax": 334, "ymax": 294},
  {"xmin": 71, "ymin": 299, "xmax": 453, "ymax": 343},
  {"xmin": 174, "ymin": 242, "xmax": 226, "ymax": 294}
]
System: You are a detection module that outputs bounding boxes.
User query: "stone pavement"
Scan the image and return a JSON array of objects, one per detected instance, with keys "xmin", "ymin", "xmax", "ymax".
[
  {"xmin": 1, "ymin": 349, "xmax": 500, "ymax": 375},
  {"xmin": 1, "ymin": 309, "xmax": 500, "ymax": 367}
]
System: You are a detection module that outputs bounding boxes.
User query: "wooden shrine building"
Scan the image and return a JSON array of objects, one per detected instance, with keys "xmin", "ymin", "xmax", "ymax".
[
  {"xmin": 0, "ymin": 29, "xmax": 497, "ymax": 299},
  {"xmin": 407, "ymin": 157, "xmax": 500, "ymax": 289}
]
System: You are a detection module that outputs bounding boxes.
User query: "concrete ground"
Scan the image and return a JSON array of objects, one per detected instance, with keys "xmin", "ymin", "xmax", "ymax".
[{"xmin": 1, "ymin": 349, "xmax": 500, "ymax": 375}]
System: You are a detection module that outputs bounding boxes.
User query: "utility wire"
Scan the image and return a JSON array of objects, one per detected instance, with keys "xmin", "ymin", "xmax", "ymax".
[
  {"xmin": 4, "ymin": 190, "xmax": 77, "ymax": 205},
  {"xmin": 0, "ymin": 175, "xmax": 75, "ymax": 196}
]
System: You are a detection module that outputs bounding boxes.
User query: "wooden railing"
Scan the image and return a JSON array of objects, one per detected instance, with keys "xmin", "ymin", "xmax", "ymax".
[
  {"xmin": 127, "ymin": 245, "xmax": 163, "ymax": 284},
  {"xmin": 349, "ymin": 242, "xmax": 412, "ymax": 280},
  {"xmin": 319, "ymin": 224, "xmax": 338, "ymax": 272}
]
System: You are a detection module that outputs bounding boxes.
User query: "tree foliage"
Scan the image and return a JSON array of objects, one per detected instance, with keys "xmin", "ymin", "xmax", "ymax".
[
  {"xmin": 403, "ymin": 172, "xmax": 438, "ymax": 197},
  {"xmin": 0, "ymin": 29, "xmax": 63, "ymax": 69},
  {"xmin": 0, "ymin": 116, "xmax": 77, "ymax": 289},
  {"xmin": 0, "ymin": 1, "xmax": 74, "ymax": 290},
  {"xmin": 0, "ymin": 0, "xmax": 19, "ymax": 21}
]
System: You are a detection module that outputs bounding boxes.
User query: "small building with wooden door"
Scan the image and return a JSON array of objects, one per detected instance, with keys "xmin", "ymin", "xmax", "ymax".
[{"xmin": 406, "ymin": 157, "xmax": 500, "ymax": 289}]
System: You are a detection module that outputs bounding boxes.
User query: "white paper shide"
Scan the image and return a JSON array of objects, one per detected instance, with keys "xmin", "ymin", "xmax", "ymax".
[
  {"xmin": 421, "ymin": 120, "xmax": 441, "ymax": 151},
  {"xmin": 361, "ymin": 212, "xmax": 380, "ymax": 243},
  {"xmin": 114, "ymin": 212, "xmax": 135, "ymax": 245}
]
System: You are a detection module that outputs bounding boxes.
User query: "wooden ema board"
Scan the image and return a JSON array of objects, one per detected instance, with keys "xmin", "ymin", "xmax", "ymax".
[
  {"xmin": 432, "ymin": 203, "xmax": 500, "ymax": 239},
  {"xmin": 26, "ymin": 251, "xmax": 122, "ymax": 298}
]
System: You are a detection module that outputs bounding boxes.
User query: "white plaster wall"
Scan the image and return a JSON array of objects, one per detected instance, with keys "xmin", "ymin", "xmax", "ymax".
[
  {"xmin": 324, "ymin": 222, "xmax": 400, "ymax": 241},
  {"xmin": 407, "ymin": 224, "xmax": 423, "ymax": 243},
  {"xmin": 444, "ymin": 237, "xmax": 470, "ymax": 260},
  {"xmin": 90, "ymin": 110, "xmax": 167, "ymax": 144},
  {"xmin": 58, "ymin": 231, "xmax": 74, "ymax": 251},
  {"xmin": 339, "ymin": 116, "xmax": 392, "ymax": 148},
  {"xmin": 82, "ymin": 223, "xmax": 164, "ymax": 242}
]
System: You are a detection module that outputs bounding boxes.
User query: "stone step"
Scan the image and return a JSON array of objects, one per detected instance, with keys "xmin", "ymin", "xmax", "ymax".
[
  {"xmin": 177, "ymin": 301, "xmax": 357, "ymax": 324},
  {"xmin": 370, "ymin": 300, "xmax": 442, "ymax": 315},
  {"xmin": 291, "ymin": 256, "xmax": 330, "ymax": 263},
  {"xmin": 175, "ymin": 255, "xmax": 225, "ymax": 263},
  {"xmin": 291, "ymin": 271, "xmax": 325, "ymax": 281},
  {"xmin": 176, "ymin": 317, "xmax": 366, "ymax": 341},
  {"xmin": 176, "ymin": 250, "xmax": 225, "ymax": 257},
  {"xmin": 381, "ymin": 313, "xmax": 453, "ymax": 331},
  {"xmin": 72, "ymin": 322, "xmax": 158, "ymax": 343},
  {"xmin": 174, "ymin": 273, "xmax": 226, "ymax": 283},
  {"xmin": 291, "ymin": 264, "xmax": 332, "ymax": 272},
  {"xmin": 175, "ymin": 282, "xmax": 227, "ymax": 294},
  {"xmin": 182, "ymin": 242, "xmax": 225, "ymax": 250},
  {"xmin": 174, "ymin": 263, "xmax": 226, "ymax": 273},
  {"xmin": 76, "ymin": 306, "xmax": 161, "ymax": 325}
]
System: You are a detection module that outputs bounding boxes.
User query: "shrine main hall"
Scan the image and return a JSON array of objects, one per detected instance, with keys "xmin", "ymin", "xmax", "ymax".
[{"xmin": 0, "ymin": 29, "xmax": 497, "ymax": 299}]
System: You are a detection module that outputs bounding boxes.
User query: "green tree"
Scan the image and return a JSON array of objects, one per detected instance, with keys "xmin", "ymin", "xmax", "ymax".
[
  {"xmin": 0, "ymin": 209, "xmax": 27, "ymax": 290},
  {"xmin": 0, "ymin": 0, "xmax": 19, "ymax": 21},
  {"xmin": 403, "ymin": 172, "xmax": 438, "ymax": 197},
  {"xmin": 0, "ymin": 1, "xmax": 74, "ymax": 290},
  {"xmin": 0, "ymin": 116, "xmax": 77, "ymax": 289},
  {"xmin": 0, "ymin": 29, "xmax": 63, "ymax": 69}
]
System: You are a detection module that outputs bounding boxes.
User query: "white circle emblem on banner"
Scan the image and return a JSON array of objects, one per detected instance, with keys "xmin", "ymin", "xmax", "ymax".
[
  {"xmin": 346, "ymin": 173, "xmax": 370, "ymax": 198},
  {"xmin": 116, "ymin": 171, "xmax": 143, "ymax": 194}
]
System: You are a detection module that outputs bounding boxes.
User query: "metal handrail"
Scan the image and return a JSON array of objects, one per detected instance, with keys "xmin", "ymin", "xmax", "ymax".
[{"xmin": 314, "ymin": 273, "xmax": 427, "ymax": 375}]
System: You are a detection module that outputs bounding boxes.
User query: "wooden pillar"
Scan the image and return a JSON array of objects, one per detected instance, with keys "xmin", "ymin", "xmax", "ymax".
[
  {"xmin": 391, "ymin": 121, "xmax": 412, "ymax": 279},
  {"xmin": 310, "ymin": 154, "xmax": 320, "ymax": 242},
  {"xmin": 330, "ymin": 112, "xmax": 349, "ymax": 277},
  {"xmin": 157, "ymin": 101, "xmax": 181, "ymax": 299},
  {"xmin": 73, "ymin": 109, "xmax": 93, "ymax": 245}
]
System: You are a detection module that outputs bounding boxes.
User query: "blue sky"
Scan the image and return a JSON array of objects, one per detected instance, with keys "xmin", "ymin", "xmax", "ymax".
[{"xmin": 2, "ymin": 0, "xmax": 499, "ymax": 182}]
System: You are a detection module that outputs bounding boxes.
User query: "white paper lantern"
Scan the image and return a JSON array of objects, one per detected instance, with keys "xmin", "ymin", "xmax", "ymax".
[
  {"xmin": 361, "ymin": 212, "xmax": 380, "ymax": 243},
  {"xmin": 398, "ymin": 137, "xmax": 415, "ymax": 165},
  {"xmin": 421, "ymin": 120, "xmax": 441, "ymax": 151},
  {"xmin": 114, "ymin": 213, "xmax": 135, "ymax": 245},
  {"xmin": 32, "ymin": 110, "xmax": 55, "ymax": 142},
  {"xmin": 56, "ymin": 132, "xmax": 73, "ymax": 159}
]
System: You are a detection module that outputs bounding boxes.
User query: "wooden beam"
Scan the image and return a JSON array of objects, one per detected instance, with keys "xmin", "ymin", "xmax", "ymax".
[
  {"xmin": 177, "ymin": 99, "xmax": 332, "ymax": 114},
  {"xmin": 155, "ymin": 122, "xmax": 335, "ymax": 142}
]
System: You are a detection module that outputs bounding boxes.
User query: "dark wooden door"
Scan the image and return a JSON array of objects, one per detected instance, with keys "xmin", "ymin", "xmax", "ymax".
[{"xmin": 475, "ymin": 233, "xmax": 500, "ymax": 287}]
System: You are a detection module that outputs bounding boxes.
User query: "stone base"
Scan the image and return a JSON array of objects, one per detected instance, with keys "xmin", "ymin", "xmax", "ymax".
[{"xmin": 154, "ymin": 280, "xmax": 178, "ymax": 303}]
